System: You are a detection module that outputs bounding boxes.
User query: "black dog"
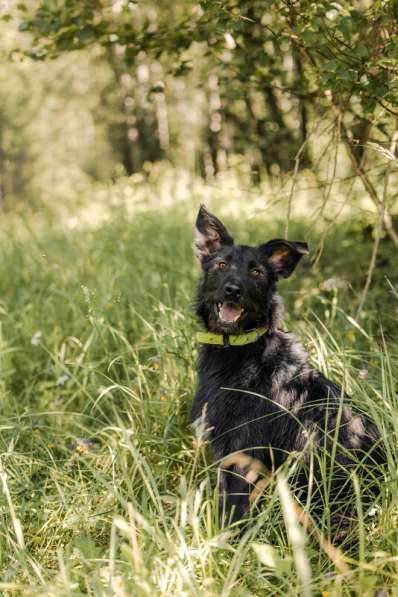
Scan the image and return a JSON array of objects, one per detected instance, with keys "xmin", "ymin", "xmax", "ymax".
[{"xmin": 191, "ymin": 205, "xmax": 382, "ymax": 532}]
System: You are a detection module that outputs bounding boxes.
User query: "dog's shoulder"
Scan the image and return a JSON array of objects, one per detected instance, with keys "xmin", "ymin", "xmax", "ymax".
[{"xmin": 261, "ymin": 329, "xmax": 309, "ymax": 381}]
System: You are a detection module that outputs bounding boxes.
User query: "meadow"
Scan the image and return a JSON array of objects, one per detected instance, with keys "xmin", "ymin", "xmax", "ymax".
[{"xmin": 0, "ymin": 169, "xmax": 397, "ymax": 596}]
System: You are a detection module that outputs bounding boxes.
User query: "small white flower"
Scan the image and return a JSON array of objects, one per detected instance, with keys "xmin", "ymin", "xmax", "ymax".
[
  {"xmin": 320, "ymin": 277, "xmax": 346, "ymax": 292},
  {"xmin": 31, "ymin": 331, "xmax": 42, "ymax": 346},
  {"xmin": 57, "ymin": 374, "xmax": 69, "ymax": 386},
  {"xmin": 224, "ymin": 33, "xmax": 236, "ymax": 49},
  {"xmin": 326, "ymin": 9, "xmax": 339, "ymax": 20}
]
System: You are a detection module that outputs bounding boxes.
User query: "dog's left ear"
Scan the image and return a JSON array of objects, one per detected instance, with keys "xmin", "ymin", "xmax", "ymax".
[
  {"xmin": 194, "ymin": 205, "xmax": 234, "ymax": 261},
  {"xmin": 260, "ymin": 239, "xmax": 309, "ymax": 279}
]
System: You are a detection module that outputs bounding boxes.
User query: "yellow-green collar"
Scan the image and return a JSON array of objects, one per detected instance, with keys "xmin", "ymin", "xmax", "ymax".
[{"xmin": 196, "ymin": 327, "xmax": 268, "ymax": 347}]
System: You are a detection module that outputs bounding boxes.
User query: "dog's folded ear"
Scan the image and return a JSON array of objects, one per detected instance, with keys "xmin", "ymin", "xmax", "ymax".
[
  {"xmin": 260, "ymin": 239, "xmax": 309, "ymax": 279},
  {"xmin": 194, "ymin": 205, "xmax": 234, "ymax": 261}
]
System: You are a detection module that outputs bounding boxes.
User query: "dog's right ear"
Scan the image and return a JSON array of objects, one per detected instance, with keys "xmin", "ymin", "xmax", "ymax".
[
  {"xmin": 194, "ymin": 205, "xmax": 234, "ymax": 262},
  {"xmin": 260, "ymin": 239, "xmax": 309, "ymax": 279}
]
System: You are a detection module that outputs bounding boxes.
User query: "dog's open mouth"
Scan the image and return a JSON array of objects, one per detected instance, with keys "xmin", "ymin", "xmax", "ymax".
[{"xmin": 217, "ymin": 302, "xmax": 246, "ymax": 323}]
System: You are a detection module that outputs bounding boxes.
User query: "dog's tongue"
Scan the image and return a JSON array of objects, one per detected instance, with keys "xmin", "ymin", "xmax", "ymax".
[{"xmin": 219, "ymin": 302, "xmax": 242, "ymax": 322}]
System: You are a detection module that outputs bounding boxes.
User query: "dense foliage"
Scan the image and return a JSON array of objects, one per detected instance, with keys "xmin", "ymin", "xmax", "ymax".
[
  {"xmin": 0, "ymin": 1, "xmax": 396, "ymax": 245},
  {"xmin": 13, "ymin": 1, "xmax": 398, "ymax": 164}
]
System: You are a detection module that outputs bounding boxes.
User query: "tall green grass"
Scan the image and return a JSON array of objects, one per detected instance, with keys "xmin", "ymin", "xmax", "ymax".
[{"xmin": 0, "ymin": 178, "xmax": 397, "ymax": 596}]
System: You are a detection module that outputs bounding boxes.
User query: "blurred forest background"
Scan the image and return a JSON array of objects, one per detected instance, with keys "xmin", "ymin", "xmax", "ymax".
[{"xmin": 0, "ymin": 0, "xmax": 397, "ymax": 217}]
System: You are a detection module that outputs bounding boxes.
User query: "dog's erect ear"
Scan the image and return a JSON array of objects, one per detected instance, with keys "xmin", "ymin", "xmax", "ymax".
[
  {"xmin": 260, "ymin": 239, "xmax": 309, "ymax": 279},
  {"xmin": 194, "ymin": 205, "xmax": 234, "ymax": 261}
]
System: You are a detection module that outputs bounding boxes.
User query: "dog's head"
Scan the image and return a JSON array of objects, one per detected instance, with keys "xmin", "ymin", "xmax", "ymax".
[{"xmin": 194, "ymin": 205, "xmax": 309, "ymax": 333}]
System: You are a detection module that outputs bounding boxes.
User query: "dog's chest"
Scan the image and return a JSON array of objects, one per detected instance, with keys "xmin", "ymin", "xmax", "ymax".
[
  {"xmin": 192, "ymin": 346, "xmax": 276, "ymax": 453},
  {"xmin": 198, "ymin": 346, "xmax": 269, "ymax": 396}
]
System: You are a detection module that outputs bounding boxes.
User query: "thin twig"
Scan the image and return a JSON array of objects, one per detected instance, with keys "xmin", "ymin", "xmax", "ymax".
[
  {"xmin": 356, "ymin": 126, "xmax": 398, "ymax": 318},
  {"xmin": 319, "ymin": 124, "xmax": 340, "ymax": 220},
  {"xmin": 312, "ymin": 171, "xmax": 358, "ymax": 268},
  {"xmin": 285, "ymin": 134, "xmax": 313, "ymax": 238},
  {"xmin": 312, "ymin": 115, "xmax": 369, "ymax": 266},
  {"xmin": 326, "ymin": 92, "xmax": 398, "ymax": 251}
]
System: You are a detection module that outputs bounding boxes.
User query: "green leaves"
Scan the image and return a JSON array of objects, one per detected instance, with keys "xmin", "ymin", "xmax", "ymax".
[
  {"xmin": 11, "ymin": 0, "xmax": 398, "ymax": 167},
  {"xmin": 338, "ymin": 15, "xmax": 353, "ymax": 42}
]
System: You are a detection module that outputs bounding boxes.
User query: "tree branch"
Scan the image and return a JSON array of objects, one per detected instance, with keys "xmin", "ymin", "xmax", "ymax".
[
  {"xmin": 326, "ymin": 92, "xmax": 398, "ymax": 251},
  {"xmin": 356, "ymin": 125, "xmax": 398, "ymax": 317}
]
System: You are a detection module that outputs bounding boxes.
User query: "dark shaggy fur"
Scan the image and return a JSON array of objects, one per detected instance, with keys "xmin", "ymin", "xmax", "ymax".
[{"xmin": 191, "ymin": 205, "xmax": 383, "ymax": 532}]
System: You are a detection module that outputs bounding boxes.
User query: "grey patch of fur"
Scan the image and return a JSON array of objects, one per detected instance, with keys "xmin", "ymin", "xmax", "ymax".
[
  {"xmin": 269, "ymin": 292, "xmax": 283, "ymax": 331},
  {"xmin": 263, "ymin": 328, "xmax": 309, "ymax": 394},
  {"xmin": 348, "ymin": 415, "xmax": 366, "ymax": 448}
]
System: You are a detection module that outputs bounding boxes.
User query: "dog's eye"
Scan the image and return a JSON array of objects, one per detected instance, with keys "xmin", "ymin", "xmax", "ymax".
[
  {"xmin": 250, "ymin": 268, "xmax": 264, "ymax": 278},
  {"xmin": 218, "ymin": 261, "xmax": 227, "ymax": 270}
]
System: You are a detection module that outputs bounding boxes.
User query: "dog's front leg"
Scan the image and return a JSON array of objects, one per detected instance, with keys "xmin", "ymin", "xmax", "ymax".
[
  {"xmin": 218, "ymin": 453, "xmax": 271, "ymax": 526},
  {"xmin": 218, "ymin": 464, "xmax": 251, "ymax": 525}
]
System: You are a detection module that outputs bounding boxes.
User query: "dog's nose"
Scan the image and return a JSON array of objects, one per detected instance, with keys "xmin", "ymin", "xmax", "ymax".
[{"xmin": 224, "ymin": 283, "xmax": 241, "ymax": 301}]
